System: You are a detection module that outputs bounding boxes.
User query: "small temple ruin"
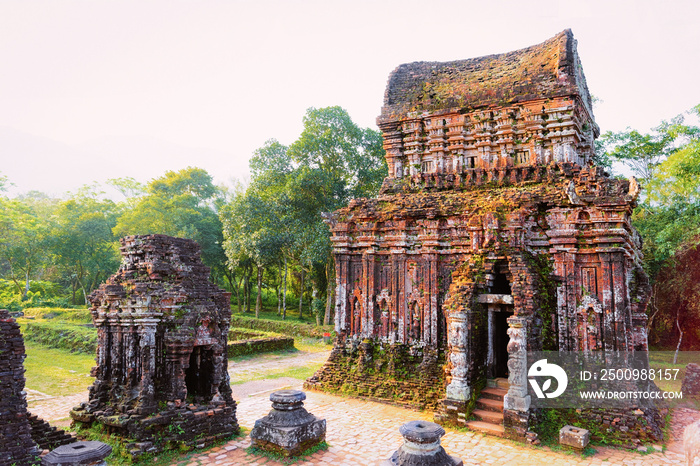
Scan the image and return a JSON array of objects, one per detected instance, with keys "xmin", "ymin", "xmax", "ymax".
[
  {"xmin": 70, "ymin": 234, "xmax": 239, "ymax": 458},
  {"xmin": 306, "ymin": 30, "xmax": 662, "ymax": 442}
]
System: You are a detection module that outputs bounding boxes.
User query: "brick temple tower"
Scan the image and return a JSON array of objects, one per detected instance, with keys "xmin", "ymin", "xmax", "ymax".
[
  {"xmin": 306, "ymin": 30, "xmax": 661, "ymax": 442},
  {"xmin": 71, "ymin": 235, "xmax": 238, "ymax": 458}
]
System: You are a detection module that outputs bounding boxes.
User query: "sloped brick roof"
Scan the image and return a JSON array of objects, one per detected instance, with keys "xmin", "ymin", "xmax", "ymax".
[{"xmin": 378, "ymin": 29, "xmax": 594, "ymax": 123}]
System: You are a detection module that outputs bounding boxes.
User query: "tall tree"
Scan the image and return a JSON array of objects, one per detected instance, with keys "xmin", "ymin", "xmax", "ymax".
[
  {"xmin": 221, "ymin": 108, "xmax": 387, "ymax": 324},
  {"xmin": 600, "ymin": 104, "xmax": 700, "ymax": 349},
  {"xmin": 221, "ymin": 141, "xmax": 295, "ymax": 318},
  {"xmin": 0, "ymin": 192, "xmax": 55, "ymax": 296},
  {"xmin": 113, "ymin": 167, "xmax": 228, "ymax": 282},
  {"xmin": 287, "ymin": 107, "xmax": 386, "ymax": 324},
  {"xmin": 51, "ymin": 192, "xmax": 120, "ymax": 304},
  {"xmin": 0, "ymin": 199, "xmax": 49, "ymax": 298}
]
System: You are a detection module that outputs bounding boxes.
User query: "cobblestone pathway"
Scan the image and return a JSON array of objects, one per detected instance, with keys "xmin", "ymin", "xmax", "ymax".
[
  {"xmin": 28, "ymin": 348, "xmax": 695, "ymax": 465},
  {"xmin": 182, "ymin": 382, "xmax": 690, "ymax": 466}
]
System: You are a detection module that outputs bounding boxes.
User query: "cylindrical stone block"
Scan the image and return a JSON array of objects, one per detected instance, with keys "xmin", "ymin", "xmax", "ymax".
[{"xmin": 382, "ymin": 420, "xmax": 463, "ymax": 466}]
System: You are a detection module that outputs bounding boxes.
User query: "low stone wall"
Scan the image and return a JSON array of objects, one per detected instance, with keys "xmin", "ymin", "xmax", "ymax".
[
  {"xmin": 532, "ymin": 405, "xmax": 664, "ymax": 447},
  {"xmin": 231, "ymin": 315, "xmax": 331, "ymax": 338},
  {"xmin": 228, "ymin": 336, "xmax": 294, "ymax": 358},
  {"xmin": 305, "ymin": 340, "xmax": 445, "ymax": 411}
]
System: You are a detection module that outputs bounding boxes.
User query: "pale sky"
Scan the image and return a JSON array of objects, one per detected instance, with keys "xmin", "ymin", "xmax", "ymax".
[{"xmin": 1, "ymin": 0, "xmax": 698, "ymax": 198}]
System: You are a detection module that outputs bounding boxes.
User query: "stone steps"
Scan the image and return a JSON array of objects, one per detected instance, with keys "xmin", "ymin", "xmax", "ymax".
[
  {"xmin": 480, "ymin": 387, "xmax": 508, "ymax": 401},
  {"xmin": 487, "ymin": 377, "xmax": 510, "ymax": 390},
  {"xmin": 472, "ymin": 408, "xmax": 503, "ymax": 424},
  {"xmin": 466, "ymin": 380, "xmax": 507, "ymax": 438},
  {"xmin": 464, "ymin": 420, "xmax": 505, "ymax": 437},
  {"xmin": 476, "ymin": 397, "xmax": 503, "ymax": 412}
]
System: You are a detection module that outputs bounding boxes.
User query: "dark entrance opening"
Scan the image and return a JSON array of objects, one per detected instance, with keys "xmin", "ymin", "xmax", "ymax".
[
  {"xmin": 185, "ymin": 346, "xmax": 214, "ymax": 402},
  {"xmin": 491, "ymin": 271, "xmax": 511, "ymax": 295},
  {"xmin": 492, "ymin": 308, "xmax": 513, "ymax": 379}
]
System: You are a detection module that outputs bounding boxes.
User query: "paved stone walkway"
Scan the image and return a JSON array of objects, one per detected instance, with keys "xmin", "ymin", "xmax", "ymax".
[
  {"xmin": 181, "ymin": 380, "xmax": 690, "ymax": 466},
  {"xmin": 27, "ymin": 348, "xmax": 695, "ymax": 465}
]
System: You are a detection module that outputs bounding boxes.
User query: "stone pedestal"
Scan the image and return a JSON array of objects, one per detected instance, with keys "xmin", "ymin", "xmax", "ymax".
[
  {"xmin": 42, "ymin": 441, "xmax": 112, "ymax": 465},
  {"xmin": 382, "ymin": 421, "xmax": 462, "ymax": 466},
  {"xmin": 250, "ymin": 390, "xmax": 326, "ymax": 457}
]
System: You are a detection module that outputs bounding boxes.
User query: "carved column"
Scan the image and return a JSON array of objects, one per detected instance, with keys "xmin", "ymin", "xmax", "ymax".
[
  {"xmin": 444, "ymin": 310, "xmax": 470, "ymax": 402},
  {"xmin": 136, "ymin": 318, "xmax": 158, "ymax": 413},
  {"xmin": 503, "ymin": 316, "xmax": 530, "ymax": 439}
]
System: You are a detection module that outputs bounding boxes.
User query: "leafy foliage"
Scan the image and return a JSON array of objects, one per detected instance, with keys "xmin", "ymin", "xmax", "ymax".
[
  {"xmin": 600, "ymin": 104, "xmax": 700, "ymax": 348},
  {"xmin": 113, "ymin": 167, "xmax": 229, "ymax": 284},
  {"xmin": 221, "ymin": 107, "xmax": 387, "ymax": 324}
]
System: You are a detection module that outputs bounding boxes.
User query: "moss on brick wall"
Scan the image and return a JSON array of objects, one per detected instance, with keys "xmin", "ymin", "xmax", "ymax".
[{"xmin": 305, "ymin": 341, "xmax": 445, "ymax": 410}]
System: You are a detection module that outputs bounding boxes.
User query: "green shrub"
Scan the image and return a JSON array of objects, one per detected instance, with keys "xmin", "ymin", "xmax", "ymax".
[
  {"xmin": 227, "ymin": 336, "xmax": 295, "ymax": 358},
  {"xmin": 21, "ymin": 307, "xmax": 91, "ymax": 323},
  {"xmin": 228, "ymin": 327, "xmax": 281, "ymax": 341},
  {"xmin": 230, "ymin": 315, "xmax": 332, "ymax": 338},
  {"xmin": 0, "ymin": 279, "xmax": 75, "ymax": 310}
]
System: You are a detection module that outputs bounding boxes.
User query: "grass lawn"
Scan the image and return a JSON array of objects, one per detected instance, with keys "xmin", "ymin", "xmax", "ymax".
[
  {"xmin": 230, "ymin": 363, "xmax": 323, "ymax": 385},
  {"xmin": 24, "ymin": 342, "xmax": 94, "ymax": 396}
]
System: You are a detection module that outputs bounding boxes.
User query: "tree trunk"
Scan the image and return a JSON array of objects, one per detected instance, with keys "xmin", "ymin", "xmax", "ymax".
[
  {"xmin": 283, "ymin": 258, "xmax": 288, "ymax": 320},
  {"xmin": 255, "ymin": 265, "xmax": 262, "ymax": 319},
  {"xmin": 233, "ymin": 272, "xmax": 243, "ymax": 313},
  {"xmin": 324, "ymin": 256, "xmax": 334, "ymax": 326},
  {"xmin": 76, "ymin": 276, "xmax": 88, "ymax": 306},
  {"xmin": 277, "ymin": 260, "xmax": 282, "ymax": 316},
  {"xmin": 313, "ymin": 288, "xmax": 320, "ymax": 326},
  {"xmin": 6, "ymin": 260, "xmax": 25, "ymax": 296},
  {"xmin": 673, "ymin": 311, "xmax": 684, "ymax": 364},
  {"xmin": 244, "ymin": 272, "xmax": 250, "ymax": 313},
  {"xmin": 24, "ymin": 269, "xmax": 30, "ymax": 298},
  {"xmin": 70, "ymin": 278, "xmax": 78, "ymax": 306},
  {"xmin": 298, "ymin": 266, "xmax": 305, "ymax": 319}
]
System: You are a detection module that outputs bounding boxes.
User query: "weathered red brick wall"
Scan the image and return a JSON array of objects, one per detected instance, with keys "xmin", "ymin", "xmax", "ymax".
[{"xmin": 306, "ymin": 30, "xmax": 658, "ymax": 443}]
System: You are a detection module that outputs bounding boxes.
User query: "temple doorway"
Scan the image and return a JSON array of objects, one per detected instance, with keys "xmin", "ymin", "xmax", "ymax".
[
  {"xmin": 479, "ymin": 267, "xmax": 514, "ymax": 380},
  {"xmin": 490, "ymin": 306, "xmax": 513, "ymax": 379},
  {"xmin": 185, "ymin": 346, "xmax": 214, "ymax": 402}
]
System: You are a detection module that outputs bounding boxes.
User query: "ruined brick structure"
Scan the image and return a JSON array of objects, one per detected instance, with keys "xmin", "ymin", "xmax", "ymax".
[
  {"xmin": 70, "ymin": 234, "xmax": 238, "ymax": 458},
  {"xmin": 306, "ymin": 30, "xmax": 661, "ymax": 442},
  {"xmin": 0, "ymin": 309, "xmax": 41, "ymax": 465},
  {"xmin": 0, "ymin": 310, "xmax": 76, "ymax": 464}
]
